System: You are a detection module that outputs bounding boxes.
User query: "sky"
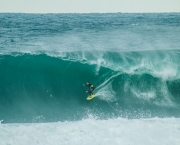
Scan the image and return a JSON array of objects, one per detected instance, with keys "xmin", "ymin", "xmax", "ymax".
[{"xmin": 0, "ymin": 0, "xmax": 180, "ymax": 13}]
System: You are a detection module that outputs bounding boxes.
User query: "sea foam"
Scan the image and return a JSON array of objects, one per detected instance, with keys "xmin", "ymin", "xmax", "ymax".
[{"xmin": 0, "ymin": 117, "xmax": 180, "ymax": 145}]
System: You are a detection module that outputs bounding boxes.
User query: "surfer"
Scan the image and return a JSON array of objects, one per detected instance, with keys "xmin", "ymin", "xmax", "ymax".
[{"xmin": 83, "ymin": 82, "xmax": 95, "ymax": 96}]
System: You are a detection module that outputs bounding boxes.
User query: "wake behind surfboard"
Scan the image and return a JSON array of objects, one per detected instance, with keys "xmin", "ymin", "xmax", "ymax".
[{"xmin": 86, "ymin": 94, "xmax": 96, "ymax": 100}]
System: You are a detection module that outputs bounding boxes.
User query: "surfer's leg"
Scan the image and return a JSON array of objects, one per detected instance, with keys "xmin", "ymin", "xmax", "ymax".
[
  {"xmin": 89, "ymin": 90, "xmax": 93, "ymax": 95},
  {"xmin": 86, "ymin": 90, "xmax": 91, "ymax": 95},
  {"xmin": 91, "ymin": 88, "xmax": 94, "ymax": 95}
]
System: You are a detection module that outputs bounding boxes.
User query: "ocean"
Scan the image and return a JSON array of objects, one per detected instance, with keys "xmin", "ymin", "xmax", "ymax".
[{"xmin": 0, "ymin": 13, "xmax": 180, "ymax": 145}]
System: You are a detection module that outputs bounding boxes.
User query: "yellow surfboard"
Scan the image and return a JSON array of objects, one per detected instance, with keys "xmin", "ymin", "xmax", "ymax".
[{"xmin": 86, "ymin": 94, "xmax": 96, "ymax": 100}]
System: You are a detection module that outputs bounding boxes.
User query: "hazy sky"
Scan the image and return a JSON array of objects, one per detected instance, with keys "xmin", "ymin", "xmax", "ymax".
[{"xmin": 0, "ymin": 0, "xmax": 180, "ymax": 13}]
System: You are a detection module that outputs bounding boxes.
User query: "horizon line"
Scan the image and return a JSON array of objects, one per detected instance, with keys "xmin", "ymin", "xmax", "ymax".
[{"xmin": 1, "ymin": 11, "xmax": 180, "ymax": 14}]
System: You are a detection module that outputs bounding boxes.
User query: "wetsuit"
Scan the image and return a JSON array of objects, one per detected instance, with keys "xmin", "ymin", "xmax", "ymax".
[{"xmin": 86, "ymin": 83, "xmax": 94, "ymax": 95}]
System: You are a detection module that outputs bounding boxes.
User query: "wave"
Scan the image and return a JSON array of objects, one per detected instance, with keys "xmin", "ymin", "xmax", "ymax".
[{"xmin": 0, "ymin": 50, "xmax": 180, "ymax": 123}]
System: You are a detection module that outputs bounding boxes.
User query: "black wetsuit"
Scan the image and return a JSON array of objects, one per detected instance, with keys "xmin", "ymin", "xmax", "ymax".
[{"xmin": 86, "ymin": 83, "xmax": 94, "ymax": 95}]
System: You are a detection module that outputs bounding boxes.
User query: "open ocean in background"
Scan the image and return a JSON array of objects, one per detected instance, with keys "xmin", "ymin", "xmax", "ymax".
[{"xmin": 0, "ymin": 13, "xmax": 180, "ymax": 145}]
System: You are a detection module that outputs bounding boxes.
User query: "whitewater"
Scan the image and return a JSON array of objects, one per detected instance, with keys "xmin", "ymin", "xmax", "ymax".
[
  {"xmin": 0, "ymin": 13, "xmax": 180, "ymax": 144},
  {"xmin": 1, "ymin": 118, "xmax": 180, "ymax": 145}
]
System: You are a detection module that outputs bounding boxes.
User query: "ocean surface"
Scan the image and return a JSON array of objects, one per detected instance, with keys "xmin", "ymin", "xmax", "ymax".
[{"xmin": 0, "ymin": 13, "xmax": 180, "ymax": 145}]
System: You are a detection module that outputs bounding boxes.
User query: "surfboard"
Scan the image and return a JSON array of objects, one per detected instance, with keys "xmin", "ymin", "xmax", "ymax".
[{"xmin": 86, "ymin": 94, "xmax": 96, "ymax": 100}]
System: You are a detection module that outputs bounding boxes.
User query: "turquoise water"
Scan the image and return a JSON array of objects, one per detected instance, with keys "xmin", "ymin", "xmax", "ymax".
[
  {"xmin": 0, "ymin": 51, "xmax": 180, "ymax": 123},
  {"xmin": 0, "ymin": 13, "xmax": 180, "ymax": 123}
]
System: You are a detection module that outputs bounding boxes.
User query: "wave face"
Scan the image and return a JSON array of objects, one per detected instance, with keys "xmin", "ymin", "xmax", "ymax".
[
  {"xmin": 0, "ymin": 13, "xmax": 180, "ymax": 123},
  {"xmin": 0, "ymin": 51, "xmax": 180, "ymax": 123}
]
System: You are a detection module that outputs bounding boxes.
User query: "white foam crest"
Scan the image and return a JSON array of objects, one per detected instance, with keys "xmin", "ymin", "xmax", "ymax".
[
  {"xmin": 152, "ymin": 54, "xmax": 179, "ymax": 80},
  {"xmin": 95, "ymin": 58, "xmax": 106, "ymax": 75},
  {"xmin": 131, "ymin": 89, "xmax": 156, "ymax": 100},
  {"xmin": 154, "ymin": 82, "xmax": 177, "ymax": 107},
  {"xmin": 120, "ymin": 52, "xmax": 180, "ymax": 80},
  {"xmin": 0, "ymin": 118, "xmax": 180, "ymax": 145},
  {"xmin": 154, "ymin": 66, "xmax": 177, "ymax": 80},
  {"xmin": 130, "ymin": 81, "xmax": 177, "ymax": 107},
  {"xmin": 128, "ymin": 58, "xmax": 152, "ymax": 74},
  {"xmin": 46, "ymin": 51, "xmax": 123, "ymax": 73},
  {"xmin": 2, "ymin": 50, "xmax": 180, "ymax": 80}
]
